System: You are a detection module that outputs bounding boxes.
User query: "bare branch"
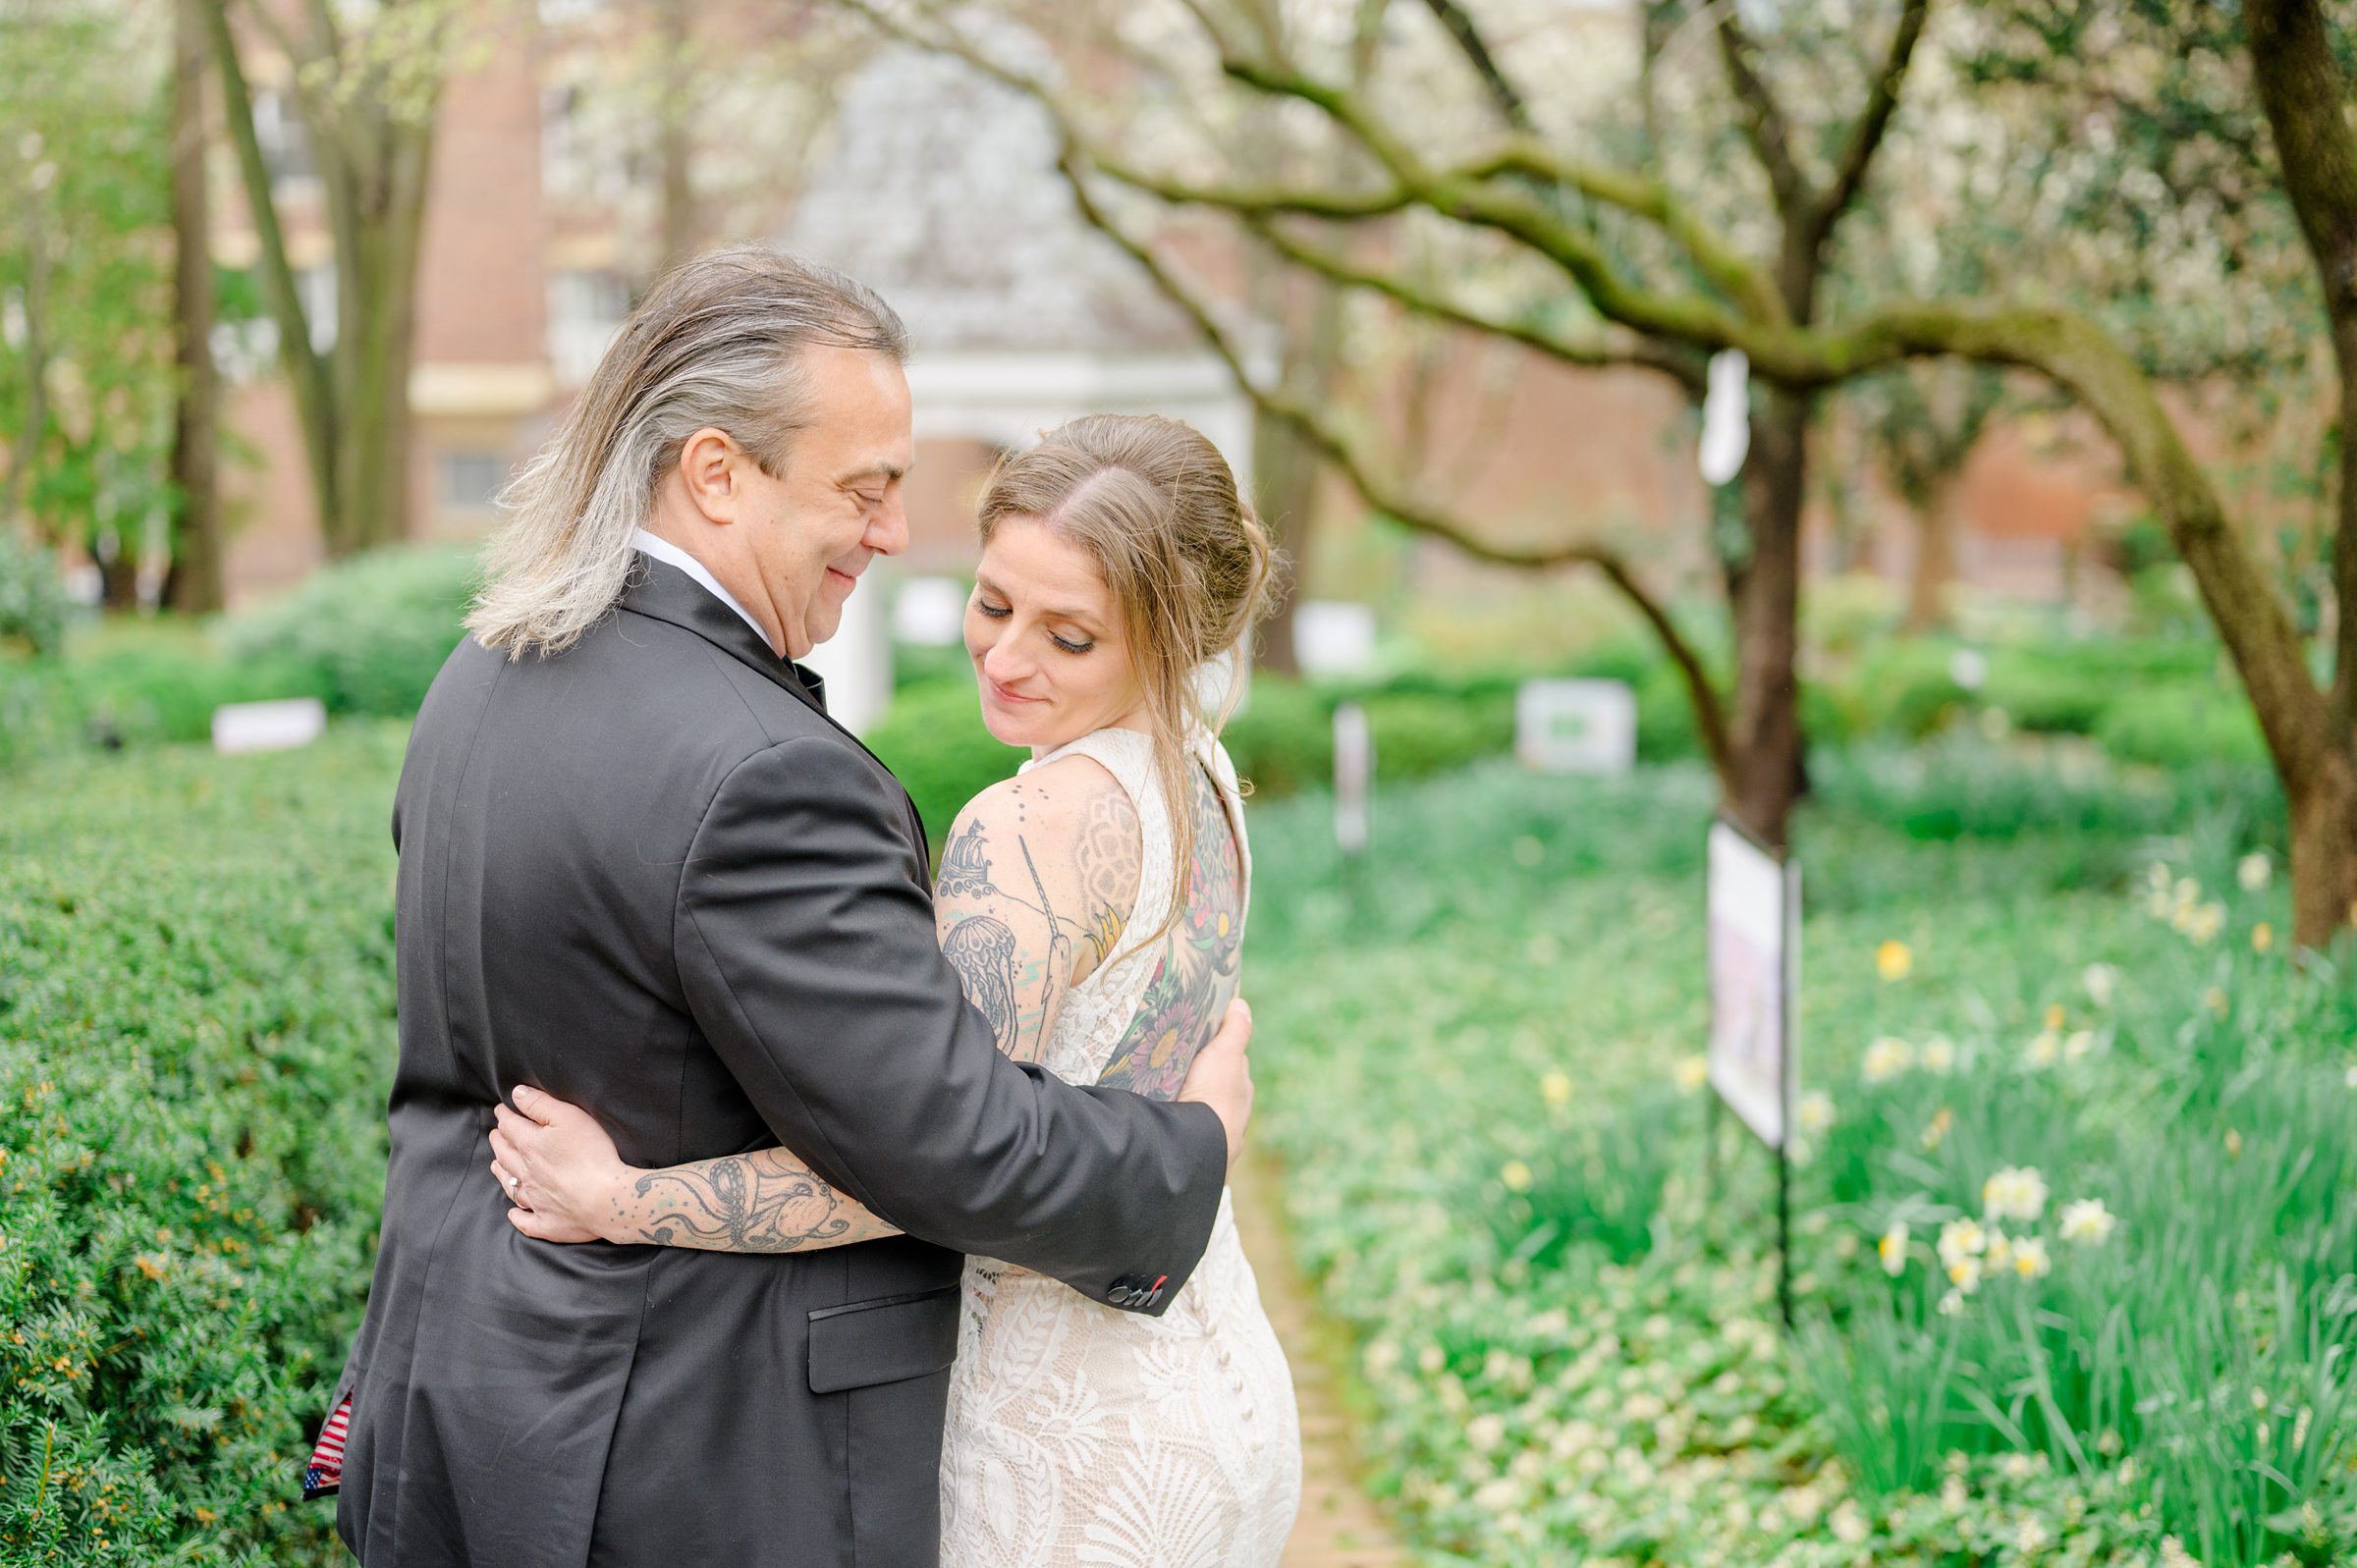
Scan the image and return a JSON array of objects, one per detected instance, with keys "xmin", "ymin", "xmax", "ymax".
[
  {"xmin": 1242, "ymin": 215, "xmax": 1709, "ymax": 394},
  {"xmin": 1806, "ymin": 0, "xmax": 1931, "ymax": 258},
  {"xmin": 1057, "ymin": 151, "xmax": 1734, "ymax": 778},
  {"xmin": 1715, "ymin": 6, "xmax": 1812, "ymax": 220},
  {"xmin": 1416, "ymin": 0, "xmax": 1529, "ymax": 131}
]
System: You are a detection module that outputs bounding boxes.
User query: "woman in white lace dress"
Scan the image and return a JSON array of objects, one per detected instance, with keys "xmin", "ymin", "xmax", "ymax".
[{"xmin": 487, "ymin": 414, "xmax": 1302, "ymax": 1565}]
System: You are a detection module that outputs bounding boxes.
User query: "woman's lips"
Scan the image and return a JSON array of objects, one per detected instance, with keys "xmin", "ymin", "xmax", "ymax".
[{"xmin": 987, "ymin": 678, "xmax": 1041, "ymax": 707}]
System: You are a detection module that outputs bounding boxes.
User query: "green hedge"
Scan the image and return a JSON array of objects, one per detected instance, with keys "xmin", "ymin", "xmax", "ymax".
[
  {"xmin": 222, "ymin": 546, "xmax": 477, "ymax": 718},
  {"xmin": 1, "ymin": 726, "xmax": 405, "ymax": 1567}
]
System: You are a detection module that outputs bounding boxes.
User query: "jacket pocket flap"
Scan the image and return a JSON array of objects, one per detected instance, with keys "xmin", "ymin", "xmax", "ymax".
[{"xmin": 806, "ymin": 1284, "xmax": 959, "ymax": 1394}]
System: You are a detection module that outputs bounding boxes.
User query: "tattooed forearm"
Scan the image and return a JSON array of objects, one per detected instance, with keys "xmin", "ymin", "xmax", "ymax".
[
  {"xmin": 621, "ymin": 1149, "xmax": 900, "ymax": 1253},
  {"xmin": 942, "ymin": 913, "xmax": 1021, "ymax": 1054}
]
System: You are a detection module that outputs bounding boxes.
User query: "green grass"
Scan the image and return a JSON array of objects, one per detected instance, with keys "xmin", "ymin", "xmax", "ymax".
[{"xmin": 1243, "ymin": 744, "xmax": 2351, "ymax": 1566}]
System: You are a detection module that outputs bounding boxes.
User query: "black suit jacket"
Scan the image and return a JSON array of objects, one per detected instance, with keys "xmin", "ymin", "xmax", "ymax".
[{"xmin": 332, "ymin": 556, "xmax": 1229, "ymax": 1567}]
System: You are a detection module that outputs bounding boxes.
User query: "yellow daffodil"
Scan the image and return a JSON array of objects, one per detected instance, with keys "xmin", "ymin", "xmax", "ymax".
[
  {"xmin": 2253, "ymin": 922, "xmax": 2274, "ymax": 953},
  {"xmin": 2225, "ymin": 1127, "xmax": 2243, "ymax": 1159},
  {"xmin": 2043, "ymin": 1002, "xmax": 2067, "ymax": 1032},
  {"xmin": 1501, "ymin": 1160, "xmax": 1533, "ymax": 1193},
  {"xmin": 1673, "ymin": 1055, "xmax": 1708, "ymax": 1094},
  {"xmin": 2206, "ymin": 987, "xmax": 2229, "ymax": 1018},
  {"xmin": 1539, "ymin": 1069, "xmax": 1572, "ymax": 1108},
  {"xmin": 1876, "ymin": 941, "xmax": 1913, "ymax": 981},
  {"xmin": 1922, "ymin": 1107, "xmax": 1953, "ymax": 1151}
]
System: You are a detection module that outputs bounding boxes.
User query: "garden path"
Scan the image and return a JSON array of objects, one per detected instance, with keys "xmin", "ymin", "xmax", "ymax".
[{"xmin": 1232, "ymin": 1151, "xmax": 1409, "ymax": 1568}]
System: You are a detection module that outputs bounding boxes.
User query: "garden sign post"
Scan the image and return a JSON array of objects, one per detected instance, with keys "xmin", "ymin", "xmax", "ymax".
[
  {"xmin": 1334, "ymin": 701, "xmax": 1371, "ymax": 918},
  {"xmin": 1705, "ymin": 817, "xmax": 1800, "ymax": 1329}
]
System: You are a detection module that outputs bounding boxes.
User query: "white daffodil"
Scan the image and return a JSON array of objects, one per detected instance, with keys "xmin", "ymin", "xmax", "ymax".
[
  {"xmin": 2011, "ymin": 1237, "xmax": 2052, "ymax": 1279},
  {"xmin": 2081, "ymin": 962, "xmax": 2120, "ymax": 1006},
  {"xmin": 2063, "ymin": 1030, "xmax": 2096, "ymax": 1063},
  {"xmin": 1936, "ymin": 1217, "xmax": 1987, "ymax": 1271},
  {"xmin": 2023, "ymin": 1030, "xmax": 2061, "ymax": 1069},
  {"xmin": 1922, "ymin": 1036, "xmax": 1957, "ymax": 1074},
  {"xmin": 2058, "ymin": 1197, "xmax": 2116, "ymax": 1246},
  {"xmin": 1946, "ymin": 1254, "xmax": 1984, "ymax": 1293},
  {"xmin": 1796, "ymin": 1091, "xmax": 1835, "ymax": 1135},
  {"xmin": 2238, "ymin": 852, "xmax": 2273, "ymax": 892},
  {"xmin": 1878, "ymin": 1221, "xmax": 1909, "ymax": 1277},
  {"xmin": 1983, "ymin": 1227, "xmax": 2013, "ymax": 1275},
  {"xmin": 1862, "ymin": 1036, "xmax": 1912, "ymax": 1083},
  {"xmin": 1983, "ymin": 1165, "xmax": 2050, "ymax": 1223},
  {"xmin": 1673, "ymin": 1055, "xmax": 1709, "ymax": 1094}
]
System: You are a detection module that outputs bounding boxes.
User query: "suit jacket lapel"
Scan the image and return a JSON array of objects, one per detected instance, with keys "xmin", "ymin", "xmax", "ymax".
[
  {"xmin": 619, "ymin": 553, "xmax": 933, "ymax": 860},
  {"xmin": 619, "ymin": 554, "xmax": 828, "ymax": 719}
]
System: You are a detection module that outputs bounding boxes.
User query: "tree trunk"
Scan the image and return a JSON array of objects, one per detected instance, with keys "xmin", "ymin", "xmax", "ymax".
[
  {"xmin": 2287, "ymin": 749, "xmax": 2357, "ymax": 947},
  {"xmin": 167, "ymin": 0, "xmax": 224, "ymax": 613},
  {"xmin": 657, "ymin": 0, "xmax": 696, "ymax": 273},
  {"xmin": 1725, "ymin": 387, "xmax": 1810, "ymax": 848},
  {"xmin": 98, "ymin": 543, "xmax": 140, "ymax": 612},
  {"xmin": 1905, "ymin": 477, "xmax": 1956, "ymax": 632},
  {"xmin": 330, "ymin": 116, "xmax": 434, "ymax": 556},
  {"xmin": 1251, "ymin": 397, "xmax": 1313, "ymax": 676}
]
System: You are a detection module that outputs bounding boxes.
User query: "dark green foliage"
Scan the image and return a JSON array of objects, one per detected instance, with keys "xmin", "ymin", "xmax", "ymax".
[
  {"xmin": 0, "ymin": 535, "xmax": 69, "ymax": 659},
  {"xmin": 221, "ymin": 548, "xmax": 478, "ymax": 718},
  {"xmin": 861, "ymin": 676, "xmax": 1024, "ymax": 845},
  {"xmin": 0, "ymin": 725, "xmax": 406, "ymax": 1566}
]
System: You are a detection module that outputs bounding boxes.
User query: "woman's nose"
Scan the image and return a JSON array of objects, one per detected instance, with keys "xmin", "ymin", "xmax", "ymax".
[{"xmin": 982, "ymin": 640, "xmax": 1032, "ymax": 685}]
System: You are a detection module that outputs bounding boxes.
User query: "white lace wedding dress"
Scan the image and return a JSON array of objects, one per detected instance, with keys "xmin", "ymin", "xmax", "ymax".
[{"xmin": 938, "ymin": 725, "xmax": 1302, "ymax": 1567}]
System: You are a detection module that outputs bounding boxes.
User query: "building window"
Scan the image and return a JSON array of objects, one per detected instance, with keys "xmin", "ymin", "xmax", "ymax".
[
  {"xmin": 253, "ymin": 87, "xmax": 319, "ymax": 194},
  {"xmin": 437, "ymin": 451, "xmax": 510, "ymax": 512},
  {"xmin": 547, "ymin": 269, "xmax": 633, "ymax": 386}
]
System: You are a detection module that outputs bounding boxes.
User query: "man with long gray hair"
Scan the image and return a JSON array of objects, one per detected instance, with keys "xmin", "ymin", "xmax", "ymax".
[{"xmin": 315, "ymin": 245, "xmax": 1254, "ymax": 1566}]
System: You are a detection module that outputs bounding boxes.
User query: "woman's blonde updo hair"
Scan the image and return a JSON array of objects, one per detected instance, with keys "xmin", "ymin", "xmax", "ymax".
[{"xmin": 975, "ymin": 414, "xmax": 1283, "ymax": 946}]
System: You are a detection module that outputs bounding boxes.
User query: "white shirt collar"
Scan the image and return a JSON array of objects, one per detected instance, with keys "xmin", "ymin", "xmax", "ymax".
[{"xmin": 630, "ymin": 528, "xmax": 770, "ymax": 647}]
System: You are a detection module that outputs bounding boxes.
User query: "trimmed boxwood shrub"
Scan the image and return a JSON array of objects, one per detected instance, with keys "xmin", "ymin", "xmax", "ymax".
[
  {"xmin": 222, "ymin": 546, "xmax": 477, "ymax": 718},
  {"xmin": 1, "ymin": 724, "xmax": 407, "ymax": 1566},
  {"xmin": 862, "ymin": 676, "xmax": 1025, "ymax": 845}
]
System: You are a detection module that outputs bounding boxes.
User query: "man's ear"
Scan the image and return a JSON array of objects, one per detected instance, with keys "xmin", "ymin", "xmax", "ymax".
[{"xmin": 678, "ymin": 427, "xmax": 744, "ymax": 524}]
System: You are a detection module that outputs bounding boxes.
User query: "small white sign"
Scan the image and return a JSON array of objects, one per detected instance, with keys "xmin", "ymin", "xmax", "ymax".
[
  {"xmin": 894, "ymin": 575, "xmax": 969, "ymax": 647},
  {"xmin": 1698, "ymin": 350, "xmax": 1751, "ymax": 485},
  {"xmin": 1516, "ymin": 679, "xmax": 1637, "ymax": 775},
  {"xmin": 212, "ymin": 697, "xmax": 327, "ymax": 755},
  {"xmin": 1333, "ymin": 701, "xmax": 1372, "ymax": 855},
  {"xmin": 1293, "ymin": 601, "xmax": 1379, "ymax": 677},
  {"xmin": 1707, "ymin": 820, "xmax": 1798, "ymax": 1150}
]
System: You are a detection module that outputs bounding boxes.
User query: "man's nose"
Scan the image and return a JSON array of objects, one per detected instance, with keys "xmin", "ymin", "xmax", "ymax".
[{"xmin": 868, "ymin": 491, "xmax": 909, "ymax": 557}]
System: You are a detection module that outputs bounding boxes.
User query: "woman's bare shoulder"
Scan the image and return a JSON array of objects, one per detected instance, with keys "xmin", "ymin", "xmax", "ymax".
[{"xmin": 952, "ymin": 754, "xmax": 1141, "ymax": 983}]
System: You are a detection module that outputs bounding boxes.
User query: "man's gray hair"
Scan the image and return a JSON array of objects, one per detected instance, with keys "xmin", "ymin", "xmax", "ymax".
[{"xmin": 466, "ymin": 245, "xmax": 907, "ymax": 658}]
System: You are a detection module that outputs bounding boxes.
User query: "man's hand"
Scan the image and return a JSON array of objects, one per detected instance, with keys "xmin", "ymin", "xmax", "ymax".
[{"xmin": 1178, "ymin": 998, "xmax": 1254, "ymax": 1170}]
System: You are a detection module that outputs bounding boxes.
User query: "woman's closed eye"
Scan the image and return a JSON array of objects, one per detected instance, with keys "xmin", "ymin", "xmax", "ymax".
[{"xmin": 977, "ymin": 600, "xmax": 1093, "ymax": 654}]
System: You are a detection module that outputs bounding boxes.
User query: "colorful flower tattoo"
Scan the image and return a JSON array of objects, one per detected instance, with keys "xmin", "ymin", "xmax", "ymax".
[{"xmin": 1096, "ymin": 758, "xmax": 1245, "ymax": 1101}]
